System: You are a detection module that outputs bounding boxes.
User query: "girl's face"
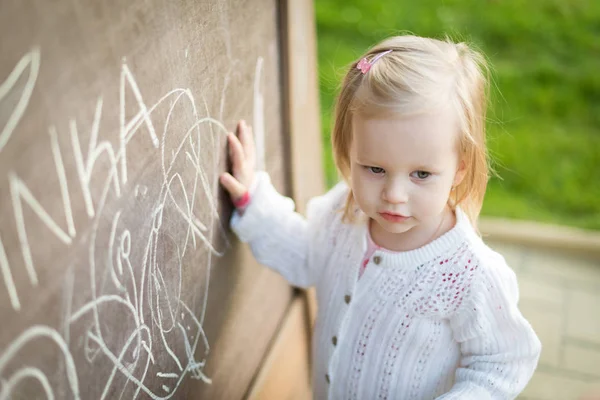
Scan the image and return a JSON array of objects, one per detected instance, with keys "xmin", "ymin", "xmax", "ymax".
[{"xmin": 350, "ymin": 107, "xmax": 466, "ymax": 250}]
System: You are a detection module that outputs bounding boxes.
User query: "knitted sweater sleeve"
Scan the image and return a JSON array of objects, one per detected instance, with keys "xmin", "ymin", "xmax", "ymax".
[
  {"xmin": 230, "ymin": 171, "xmax": 343, "ymax": 288},
  {"xmin": 437, "ymin": 254, "xmax": 542, "ymax": 400}
]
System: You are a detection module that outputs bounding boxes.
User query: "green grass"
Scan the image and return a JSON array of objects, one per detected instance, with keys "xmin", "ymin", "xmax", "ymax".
[{"xmin": 315, "ymin": 0, "xmax": 600, "ymax": 230}]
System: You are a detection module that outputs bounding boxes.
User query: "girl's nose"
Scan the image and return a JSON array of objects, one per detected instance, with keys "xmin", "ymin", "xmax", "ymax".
[{"xmin": 383, "ymin": 179, "xmax": 409, "ymax": 204}]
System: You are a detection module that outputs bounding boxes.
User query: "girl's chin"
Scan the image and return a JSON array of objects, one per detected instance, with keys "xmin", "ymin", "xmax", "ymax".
[{"xmin": 373, "ymin": 217, "xmax": 415, "ymax": 233}]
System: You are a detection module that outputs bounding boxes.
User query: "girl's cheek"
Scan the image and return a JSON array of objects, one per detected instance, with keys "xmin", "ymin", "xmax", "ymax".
[
  {"xmin": 358, "ymin": 176, "xmax": 378, "ymax": 193},
  {"xmin": 354, "ymin": 177, "xmax": 373, "ymax": 199}
]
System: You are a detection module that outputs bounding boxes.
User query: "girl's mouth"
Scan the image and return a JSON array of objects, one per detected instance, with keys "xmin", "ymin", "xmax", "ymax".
[{"xmin": 379, "ymin": 212, "xmax": 409, "ymax": 223}]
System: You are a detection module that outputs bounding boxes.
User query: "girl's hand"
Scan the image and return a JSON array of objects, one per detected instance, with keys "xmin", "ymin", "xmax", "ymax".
[{"xmin": 220, "ymin": 120, "xmax": 256, "ymax": 205}]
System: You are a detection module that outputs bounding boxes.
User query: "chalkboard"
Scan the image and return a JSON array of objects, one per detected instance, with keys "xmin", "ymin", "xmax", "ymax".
[{"xmin": 0, "ymin": 0, "xmax": 297, "ymax": 399}]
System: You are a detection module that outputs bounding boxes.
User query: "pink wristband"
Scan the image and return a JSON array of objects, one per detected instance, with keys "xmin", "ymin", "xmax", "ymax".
[{"xmin": 233, "ymin": 191, "xmax": 251, "ymax": 209}]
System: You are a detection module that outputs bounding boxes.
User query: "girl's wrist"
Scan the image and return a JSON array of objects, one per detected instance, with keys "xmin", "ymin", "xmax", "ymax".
[
  {"xmin": 234, "ymin": 173, "xmax": 259, "ymax": 213},
  {"xmin": 233, "ymin": 191, "xmax": 251, "ymax": 209}
]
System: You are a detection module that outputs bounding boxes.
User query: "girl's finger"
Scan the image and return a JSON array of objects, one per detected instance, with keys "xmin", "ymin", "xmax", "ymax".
[
  {"xmin": 238, "ymin": 120, "xmax": 256, "ymax": 165},
  {"xmin": 228, "ymin": 133, "xmax": 246, "ymax": 177},
  {"xmin": 219, "ymin": 172, "xmax": 248, "ymax": 200}
]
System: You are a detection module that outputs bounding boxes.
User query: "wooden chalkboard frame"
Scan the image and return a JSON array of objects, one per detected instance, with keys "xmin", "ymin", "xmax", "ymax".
[{"xmin": 247, "ymin": 0, "xmax": 323, "ymax": 398}]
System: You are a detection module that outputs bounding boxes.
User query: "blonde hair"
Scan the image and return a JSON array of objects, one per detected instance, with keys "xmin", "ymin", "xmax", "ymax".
[{"xmin": 331, "ymin": 35, "xmax": 490, "ymax": 227}]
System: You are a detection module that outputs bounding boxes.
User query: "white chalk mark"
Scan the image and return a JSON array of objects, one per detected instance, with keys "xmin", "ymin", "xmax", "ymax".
[
  {"xmin": 181, "ymin": 300, "xmax": 209, "ymax": 354},
  {"xmin": 131, "ymin": 340, "xmax": 154, "ymax": 400},
  {"xmin": 62, "ymin": 265, "xmax": 75, "ymax": 345},
  {"xmin": 0, "ymin": 367, "xmax": 54, "ymax": 400},
  {"xmin": 70, "ymin": 119, "xmax": 95, "ymax": 218},
  {"xmin": 162, "ymin": 385, "xmax": 170, "ymax": 393},
  {"xmin": 141, "ymin": 341, "xmax": 154, "ymax": 364},
  {"xmin": 214, "ymin": 22, "xmax": 235, "ymax": 121},
  {"xmin": 124, "ymin": 88, "xmax": 190, "ymax": 143},
  {"xmin": 88, "ymin": 332, "xmax": 182, "ymax": 400},
  {"xmin": 163, "ymin": 170, "xmax": 222, "ymax": 256},
  {"xmin": 119, "ymin": 63, "xmax": 160, "ymax": 185},
  {"xmin": 10, "ymin": 172, "xmax": 72, "ymax": 286},
  {"xmin": 0, "ymin": 326, "xmax": 80, "ymax": 399},
  {"xmin": 49, "ymin": 126, "xmax": 76, "ymax": 237},
  {"xmin": 56, "ymin": 265, "xmax": 75, "ymax": 397},
  {"xmin": 0, "ymin": 48, "xmax": 40, "ymax": 153},
  {"xmin": 155, "ymin": 294, "xmax": 184, "ymax": 372},
  {"xmin": 152, "ymin": 273, "xmax": 161, "ymax": 291},
  {"xmin": 97, "ymin": 326, "xmax": 150, "ymax": 400},
  {"xmin": 156, "ymin": 262, "xmax": 179, "ymax": 333},
  {"xmin": 91, "ymin": 98, "xmax": 122, "ymax": 199},
  {"xmin": 88, "ymin": 96, "xmax": 103, "ymax": 161},
  {"xmin": 107, "ymin": 212, "xmax": 127, "ymax": 293},
  {"xmin": 0, "ymin": 235, "xmax": 20, "ymax": 310},
  {"xmin": 185, "ymin": 149, "xmax": 227, "ymax": 235},
  {"xmin": 70, "ymin": 98, "xmax": 122, "ymax": 219},
  {"xmin": 120, "ymin": 230, "xmax": 139, "ymax": 315},
  {"xmin": 253, "ymin": 57, "xmax": 266, "ymax": 170},
  {"xmin": 160, "ymin": 118, "xmax": 227, "ymax": 256},
  {"xmin": 134, "ymin": 185, "xmax": 147, "ymax": 198},
  {"xmin": 137, "ymin": 228, "xmax": 154, "ymax": 326},
  {"xmin": 177, "ymin": 300, "xmax": 210, "ymax": 384},
  {"xmin": 71, "ymin": 295, "xmax": 139, "ymax": 326},
  {"xmin": 157, "ymin": 372, "xmax": 178, "ymax": 379},
  {"xmin": 178, "ymin": 323, "xmax": 211, "ymax": 384},
  {"xmin": 132, "ymin": 340, "xmax": 154, "ymax": 400},
  {"xmin": 83, "ymin": 330, "xmax": 101, "ymax": 363},
  {"xmin": 82, "ymin": 122, "xmax": 130, "ymax": 357}
]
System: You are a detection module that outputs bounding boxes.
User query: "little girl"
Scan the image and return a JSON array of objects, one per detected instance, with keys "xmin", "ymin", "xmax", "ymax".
[{"xmin": 220, "ymin": 35, "xmax": 541, "ymax": 400}]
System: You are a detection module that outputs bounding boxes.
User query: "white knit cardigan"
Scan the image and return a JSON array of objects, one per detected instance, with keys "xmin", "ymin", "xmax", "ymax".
[{"xmin": 231, "ymin": 172, "xmax": 541, "ymax": 400}]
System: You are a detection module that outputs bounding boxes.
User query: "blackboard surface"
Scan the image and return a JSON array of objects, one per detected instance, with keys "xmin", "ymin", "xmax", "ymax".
[{"xmin": 0, "ymin": 1, "xmax": 293, "ymax": 399}]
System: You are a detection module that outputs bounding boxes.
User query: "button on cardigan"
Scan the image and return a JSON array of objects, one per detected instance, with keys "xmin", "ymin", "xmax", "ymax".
[{"xmin": 231, "ymin": 172, "xmax": 541, "ymax": 400}]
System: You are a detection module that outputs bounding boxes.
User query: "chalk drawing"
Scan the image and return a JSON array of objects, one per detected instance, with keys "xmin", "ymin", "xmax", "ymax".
[
  {"xmin": 0, "ymin": 38, "xmax": 267, "ymax": 398},
  {"xmin": 0, "ymin": 326, "xmax": 81, "ymax": 400},
  {"xmin": 157, "ymin": 373, "xmax": 178, "ymax": 379},
  {"xmin": 9, "ymin": 171, "xmax": 73, "ymax": 284},
  {"xmin": 0, "ymin": 236, "xmax": 19, "ymax": 310},
  {"xmin": 49, "ymin": 126, "xmax": 77, "ymax": 238},
  {"xmin": 0, "ymin": 48, "xmax": 40, "ymax": 153}
]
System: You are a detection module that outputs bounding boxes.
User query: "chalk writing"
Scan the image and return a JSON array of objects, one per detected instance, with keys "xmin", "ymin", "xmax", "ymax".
[
  {"xmin": 0, "ymin": 47, "xmax": 39, "ymax": 153},
  {"xmin": 0, "ymin": 46, "xmax": 267, "ymax": 399}
]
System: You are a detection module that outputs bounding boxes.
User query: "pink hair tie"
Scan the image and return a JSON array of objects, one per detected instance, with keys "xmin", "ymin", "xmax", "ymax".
[
  {"xmin": 357, "ymin": 49, "xmax": 393, "ymax": 74},
  {"xmin": 233, "ymin": 191, "xmax": 251, "ymax": 209}
]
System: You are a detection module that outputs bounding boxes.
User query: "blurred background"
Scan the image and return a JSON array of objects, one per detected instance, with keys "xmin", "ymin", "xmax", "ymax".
[{"xmin": 315, "ymin": 0, "xmax": 600, "ymax": 231}]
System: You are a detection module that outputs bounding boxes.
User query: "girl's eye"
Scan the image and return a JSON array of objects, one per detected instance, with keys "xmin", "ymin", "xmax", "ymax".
[
  {"xmin": 367, "ymin": 166, "xmax": 385, "ymax": 174},
  {"xmin": 412, "ymin": 170, "xmax": 431, "ymax": 179}
]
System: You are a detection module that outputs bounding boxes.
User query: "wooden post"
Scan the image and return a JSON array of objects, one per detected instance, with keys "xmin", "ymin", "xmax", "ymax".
[{"xmin": 246, "ymin": 0, "xmax": 323, "ymax": 398}]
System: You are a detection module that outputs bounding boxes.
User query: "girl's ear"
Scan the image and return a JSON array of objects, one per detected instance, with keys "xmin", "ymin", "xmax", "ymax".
[{"xmin": 453, "ymin": 160, "xmax": 467, "ymax": 188}]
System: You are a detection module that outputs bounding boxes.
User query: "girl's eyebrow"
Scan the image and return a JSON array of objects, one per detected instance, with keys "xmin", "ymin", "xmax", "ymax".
[
  {"xmin": 414, "ymin": 164, "xmax": 440, "ymax": 171},
  {"xmin": 355, "ymin": 156, "xmax": 441, "ymax": 171},
  {"xmin": 355, "ymin": 157, "xmax": 380, "ymax": 165},
  {"xmin": 415, "ymin": 165, "xmax": 433, "ymax": 170}
]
